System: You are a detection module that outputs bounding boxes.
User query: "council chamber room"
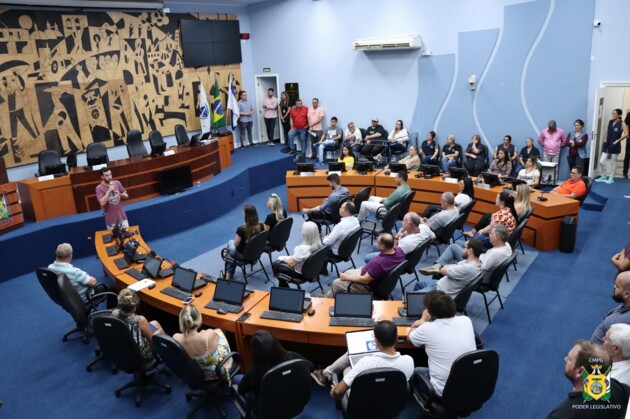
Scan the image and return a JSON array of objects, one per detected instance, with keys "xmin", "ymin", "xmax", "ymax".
[{"xmin": 0, "ymin": 0, "xmax": 629, "ymax": 418}]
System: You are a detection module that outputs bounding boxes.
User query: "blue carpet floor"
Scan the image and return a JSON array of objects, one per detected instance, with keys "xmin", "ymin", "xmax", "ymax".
[{"xmin": 0, "ymin": 146, "xmax": 628, "ymax": 417}]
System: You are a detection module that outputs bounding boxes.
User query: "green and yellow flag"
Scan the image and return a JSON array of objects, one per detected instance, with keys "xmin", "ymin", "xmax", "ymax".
[
  {"xmin": 211, "ymin": 77, "xmax": 225, "ymax": 128},
  {"xmin": 0, "ymin": 195, "xmax": 8, "ymax": 219}
]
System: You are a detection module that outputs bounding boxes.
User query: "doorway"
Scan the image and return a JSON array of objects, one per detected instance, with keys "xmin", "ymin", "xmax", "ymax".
[{"xmin": 254, "ymin": 74, "xmax": 283, "ymax": 144}]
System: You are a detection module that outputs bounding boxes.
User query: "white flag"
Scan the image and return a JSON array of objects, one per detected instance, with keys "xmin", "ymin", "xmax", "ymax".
[
  {"xmin": 227, "ymin": 75, "xmax": 240, "ymax": 130},
  {"xmin": 198, "ymin": 82, "xmax": 211, "ymax": 134}
]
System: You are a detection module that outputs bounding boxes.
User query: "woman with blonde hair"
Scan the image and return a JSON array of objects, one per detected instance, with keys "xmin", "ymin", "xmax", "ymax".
[
  {"xmin": 274, "ymin": 221, "xmax": 322, "ymax": 287},
  {"xmin": 112, "ymin": 288, "xmax": 163, "ymax": 360},
  {"xmin": 173, "ymin": 305, "xmax": 232, "ymax": 381},
  {"xmin": 514, "ymin": 183, "xmax": 532, "ymax": 219},
  {"xmin": 263, "ymin": 193, "xmax": 287, "ymax": 232},
  {"xmin": 517, "ymin": 156, "xmax": 540, "ymax": 187}
]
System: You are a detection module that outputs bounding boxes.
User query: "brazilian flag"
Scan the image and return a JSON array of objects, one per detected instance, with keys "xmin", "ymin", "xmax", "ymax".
[{"xmin": 211, "ymin": 77, "xmax": 225, "ymax": 128}]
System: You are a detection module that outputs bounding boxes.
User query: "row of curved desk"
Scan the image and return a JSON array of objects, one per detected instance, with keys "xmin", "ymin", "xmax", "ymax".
[
  {"xmin": 286, "ymin": 169, "xmax": 580, "ymax": 251},
  {"xmin": 95, "ymin": 227, "xmax": 414, "ymax": 369}
]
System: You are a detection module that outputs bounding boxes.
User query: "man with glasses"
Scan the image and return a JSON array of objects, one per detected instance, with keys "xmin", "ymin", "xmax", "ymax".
[
  {"xmin": 344, "ymin": 122, "xmax": 363, "ymax": 153},
  {"xmin": 551, "ymin": 166, "xmax": 587, "ymax": 199}
]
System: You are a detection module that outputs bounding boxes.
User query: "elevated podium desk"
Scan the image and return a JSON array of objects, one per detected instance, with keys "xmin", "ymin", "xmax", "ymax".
[
  {"xmin": 18, "ymin": 137, "xmax": 228, "ymax": 222},
  {"xmin": 374, "ymin": 172, "xmax": 580, "ymax": 251},
  {"xmin": 286, "ymin": 169, "xmax": 380, "ymax": 212}
]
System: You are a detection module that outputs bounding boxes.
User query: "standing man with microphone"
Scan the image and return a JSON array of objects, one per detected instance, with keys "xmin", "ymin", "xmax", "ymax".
[{"xmin": 96, "ymin": 167, "xmax": 129, "ymax": 229}]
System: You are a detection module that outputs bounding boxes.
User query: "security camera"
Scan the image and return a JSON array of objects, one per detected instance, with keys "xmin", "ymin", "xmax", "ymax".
[
  {"xmin": 468, "ymin": 75, "xmax": 477, "ymax": 90},
  {"xmin": 593, "ymin": 20, "xmax": 601, "ymax": 28}
]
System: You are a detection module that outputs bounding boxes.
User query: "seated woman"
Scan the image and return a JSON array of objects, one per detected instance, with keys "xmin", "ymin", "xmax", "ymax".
[
  {"xmin": 337, "ymin": 146, "xmax": 356, "ymax": 170},
  {"xmin": 517, "ymin": 156, "xmax": 540, "ymax": 187},
  {"xmin": 488, "ymin": 148, "xmax": 512, "ymax": 178},
  {"xmin": 235, "ymin": 330, "xmax": 313, "ymax": 406},
  {"xmin": 224, "ymin": 204, "xmax": 264, "ymax": 279},
  {"xmin": 464, "ymin": 191, "xmax": 517, "ymax": 248},
  {"xmin": 422, "ymin": 177, "xmax": 474, "ymax": 218},
  {"xmin": 514, "ymin": 183, "xmax": 532, "ymax": 220},
  {"xmin": 273, "ymin": 221, "xmax": 322, "ymax": 287},
  {"xmin": 263, "ymin": 193, "xmax": 287, "ymax": 232},
  {"xmin": 463, "ymin": 134, "xmax": 487, "ymax": 177},
  {"xmin": 112, "ymin": 288, "xmax": 163, "ymax": 360},
  {"xmin": 420, "ymin": 131, "xmax": 439, "ymax": 165},
  {"xmin": 173, "ymin": 305, "xmax": 232, "ymax": 381},
  {"xmin": 375, "ymin": 120, "xmax": 409, "ymax": 162},
  {"xmin": 392, "ymin": 145, "xmax": 421, "ymax": 171}
]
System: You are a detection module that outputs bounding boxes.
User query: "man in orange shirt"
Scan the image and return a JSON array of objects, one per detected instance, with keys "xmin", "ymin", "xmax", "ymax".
[{"xmin": 551, "ymin": 166, "xmax": 586, "ymax": 199}]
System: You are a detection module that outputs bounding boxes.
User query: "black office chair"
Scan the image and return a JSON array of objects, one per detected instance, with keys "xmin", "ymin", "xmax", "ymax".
[
  {"xmin": 37, "ymin": 149, "xmax": 65, "ymax": 176},
  {"xmin": 474, "ymin": 252, "xmax": 517, "ymax": 323},
  {"xmin": 66, "ymin": 152, "xmax": 78, "ymax": 168},
  {"xmin": 327, "ymin": 228, "xmax": 362, "ymax": 277},
  {"xmin": 453, "ymin": 271, "xmax": 485, "ymax": 315},
  {"xmin": 387, "ymin": 139, "xmax": 409, "ymax": 164},
  {"xmin": 232, "ymin": 359, "xmax": 312, "ymax": 419},
  {"xmin": 390, "ymin": 191, "xmax": 415, "ymax": 230},
  {"xmin": 353, "ymin": 186, "xmax": 372, "ymax": 214},
  {"xmin": 92, "ymin": 316, "xmax": 171, "ymax": 407},
  {"xmin": 454, "ymin": 199, "xmax": 477, "ymax": 241},
  {"xmin": 411, "ymin": 350, "xmax": 499, "ymax": 418},
  {"xmin": 86, "ymin": 142, "xmax": 109, "ymax": 166},
  {"xmin": 373, "ymin": 260, "xmax": 407, "ymax": 300},
  {"xmin": 152, "ymin": 334, "xmax": 241, "ymax": 418},
  {"xmin": 323, "ymin": 139, "xmax": 342, "ymax": 162},
  {"xmin": 507, "ymin": 216, "xmax": 530, "ymax": 270},
  {"xmin": 36, "ymin": 267, "xmax": 66, "ymax": 310},
  {"xmin": 578, "ymin": 176, "xmax": 593, "ymax": 206},
  {"xmin": 126, "ymin": 130, "xmax": 148, "ymax": 158},
  {"xmin": 263, "ymin": 217, "xmax": 294, "ymax": 268},
  {"xmin": 174, "ymin": 124, "xmax": 190, "ymax": 146},
  {"xmin": 358, "ymin": 202, "xmax": 401, "ymax": 251},
  {"xmin": 428, "ymin": 213, "xmax": 467, "ymax": 256},
  {"xmin": 149, "ymin": 130, "xmax": 167, "ymax": 156},
  {"xmin": 276, "ymin": 245, "xmax": 330, "ymax": 293},
  {"xmin": 221, "ymin": 231, "xmax": 270, "ymax": 283},
  {"xmin": 399, "ymin": 239, "xmax": 432, "ymax": 290},
  {"xmin": 333, "ymin": 367, "xmax": 409, "ymax": 419}
]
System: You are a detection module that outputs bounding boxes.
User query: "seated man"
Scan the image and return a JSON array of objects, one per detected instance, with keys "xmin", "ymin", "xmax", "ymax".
[
  {"xmin": 414, "ymin": 238, "xmax": 483, "ymax": 298},
  {"xmin": 310, "ymin": 320, "xmax": 414, "ymax": 390},
  {"xmin": 424, "ymin": 192, "xmax": 459, "ymax": 234},
  {"xmin": 48, "ymin": 243, "xmax": 117, "ymax": 308},
  {"xmin": 322, "ymin": 233, "xmax": 404, "ymax": 297},
  {"xmin": 408, "ymin": 290, "xmax": 477, "ymax": 398},
  {"xmin": 315, "ymin": 116, "xmax": 343, "ymax": 165},
  {"xmin": 547, "ymin": 340, "xmax": 629, "ymax": 418},
  {"xmin": 603, "ymin": 323, "xmax": 630, "ymax": 387},
  {"xmin": 592, "ymin": 271, "xmax": 630, "ymax": 344},
  {"xmin": 323, "ymin": 201, "xmax": 360, "ymax": 256},
  {"xmin": 419, "ymin": 224, "xmax": 512, "ymax": 277},
  {"xmin": 344, "ymin": 121, "xmax": 363, "ymax": 153},
  {"xmin": 359, "ymin": 117, "xmax": 387, "ymax": 158},
  {"xmin": 364, "ymin": 212, "xmax": 435, "ymax": 263},
  {"xmin": 301, "ymin": 173, "xmax": 349, "ymax": 229},
  {"xmin": 440, "ymin": 135, "xmax": 461, "ymax": 174},
  {"xmin": 357, "ymin": 170, "xmax": 410, "ymax": 221},
  {"xmin": 551, "ymin": 166, "xmax": 587, "ymax": 199}
]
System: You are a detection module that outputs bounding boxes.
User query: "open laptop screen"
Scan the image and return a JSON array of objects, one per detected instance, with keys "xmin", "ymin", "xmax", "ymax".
[
  {"xmin": 269, "ymin": 287, "xmax": 305, "ymax": 314},
  {"xmin": 213, "ymin": 279, "xmax": 246, "ymax": 305},
  {"xmin": 334, "ymin": 292, "xmax": 373, "ymax": 318},
  {"xmin": 346, "ymin": 329, "xmax": 378, "ymax": 355},
  {"xmin": 142, "ymin": 254, "xmax": 162, "ymax": 279},
  {"xmin": 172, "ymin": 267, "xmax": 198, "ymax": 293},
  {"xmin": 405, "ymin": 292, "xmax": 425, "ymax": 318}
]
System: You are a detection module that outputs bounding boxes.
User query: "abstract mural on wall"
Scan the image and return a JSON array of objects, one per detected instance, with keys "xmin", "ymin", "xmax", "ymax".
[{"xmin": 0, "ymin": 9, "xmax": 241, "ymax": 168}]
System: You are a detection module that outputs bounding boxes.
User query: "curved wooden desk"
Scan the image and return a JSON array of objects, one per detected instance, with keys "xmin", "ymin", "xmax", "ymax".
[
  {"xmin": 286, "ymin": 170, "xmax": 580, "ymax": 251},
  {"xmin": 95, "ymin": 227, "xmax": 414, "ymax": 368}
]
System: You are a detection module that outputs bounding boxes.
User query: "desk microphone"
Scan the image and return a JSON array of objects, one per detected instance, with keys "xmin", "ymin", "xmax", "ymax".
[{"xmin": 537, "ymin": 191, "xmax": 548, "ymax": 202}]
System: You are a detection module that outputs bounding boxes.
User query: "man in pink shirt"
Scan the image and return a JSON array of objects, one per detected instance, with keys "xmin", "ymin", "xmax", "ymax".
[
  {"xmin": 538, "ymin": 119, "xmax": 566, "ymax": 181},
  {"xmin": 262, "ymin": 87, "xmax": 279, "ymax": 147},
  {"xmin": 95, "ymin": 167, "xmax": 129, "ymax": 229},
  {"xmin": 307, "ymin": 98, "xmax": 325, "ymax": 159}
]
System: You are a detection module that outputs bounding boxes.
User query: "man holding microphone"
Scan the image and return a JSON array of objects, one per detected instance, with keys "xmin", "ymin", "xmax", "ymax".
[{"xmin": 96, "ymin": 167, "xmax": 129, "ymax": 229}]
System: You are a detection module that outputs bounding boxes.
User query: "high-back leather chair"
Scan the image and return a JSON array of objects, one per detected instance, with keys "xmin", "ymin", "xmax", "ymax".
[
  {"xmin": 126, "ymin": 130, "xmax": 148, "ymax": 158},
  {"xmin": 37, "ymin": 149, "xmax": 64, "ymax": 176},
  {"xmin": 174, "ymin": 124, "xmax": 190, "ymax": 146},
  {"xmin": 86, "ymin": 142, "xmax": 109, "ymax": 166}
]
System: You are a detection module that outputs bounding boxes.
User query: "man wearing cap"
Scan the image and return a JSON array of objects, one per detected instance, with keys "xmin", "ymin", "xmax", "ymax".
[{"xmin": 360, "ymin": 117, "xmax": 387, "ymax": 158}]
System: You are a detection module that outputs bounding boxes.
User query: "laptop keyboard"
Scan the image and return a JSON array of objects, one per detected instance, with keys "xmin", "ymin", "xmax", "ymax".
[
  {"xmin": 106, "ymin": 245, "xmax": 119, "ymax": 257},
  {"xmin": 102, "ymin": 234, "xmax": 113, "ymax": 244},
  {"xmin": 329, "ymin": 317, "xmax": 375, "ymax": 327},
  {"xmin": 134, "ymin": 253, "xmax": 147, "ymax": 262},
  {"xmin": 392, "ymin": 317, "xmax": 419, "ymax": 326},
  {"xmin": 205, "ymin": 301, "xmax": 243, "ymax": 313},
  {"xmin": 350, "ymin": 353, "xmax": 375, "ymax": 365},
  {"xmin": 160, "ymin": 287, "xmax": 191, "ymax": 301},
  {"xmin": 114, "ymin": 257, "xmax": 130, "ymax": 270},
  {"xmin": 125, "ymin": 268, "xmax": 146, "ymax": 281},
  {"xmin": 159, "ymin": 268, "xmax": 174, "ymax": 278},
  {"xmin": 260, "ymin": 310, "xmax": 303, "ymax": 323}
]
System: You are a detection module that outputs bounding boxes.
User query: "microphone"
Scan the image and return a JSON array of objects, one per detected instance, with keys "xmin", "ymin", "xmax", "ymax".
[{"xmin": 537, "ymin": 191, "xmax": 548, "ymax": 202}]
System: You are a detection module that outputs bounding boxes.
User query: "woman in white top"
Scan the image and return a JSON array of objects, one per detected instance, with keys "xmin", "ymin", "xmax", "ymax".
[
  {"xmin": 517, "ymin": 156, "xmax": 540, "ymax": 187},
  {"xmin": 275, "ymin": 221, "xmax": 322, "ymax": 287},
  {"xmin": 376, "ymin": 120, "xmax": 409, "ymax": 161}
]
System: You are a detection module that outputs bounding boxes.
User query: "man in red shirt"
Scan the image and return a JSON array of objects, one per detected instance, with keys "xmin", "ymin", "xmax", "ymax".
[
  {"xmin": 288, "ymin": 98, "xmax": 309, "ymax": 156},
  {"xmin": 552, "ymin": 166, "xmax": 587, "ymax": 199}
]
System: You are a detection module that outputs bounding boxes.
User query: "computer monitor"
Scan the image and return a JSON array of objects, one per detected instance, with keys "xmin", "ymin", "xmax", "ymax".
[
  {"xmin": 268, "ymin": 287, "xmax": 305, "ymax": 314},
  {"xmin": 354, "ymin": 161, "xmax": 374, "ymax": 173},
  {"xmin": 448, "ymin": 167, "xmax": 468, "ymax": 179},
  {"xmin": 189, "ymin": 134, "xmax": 201, "ymax": 146},
  {"xmin": 212, "ymin": 278, "xmax": 246, "ymax": 305},
  {"xmin": 201, "ymin": 132, "xmax": 212, "ymax": 140},
  {"xmin": 297, "ymin": 163, "xmax": 315, "ymax": 173},
  {"xmin": 87, "ymin": 155, "xmax": 108, "ymax": 168},
  {"xmin": 44, "ymin": 163, "xmax": 66, "ymax": 176},
  {"xmin": 171, "ymin": 266, "xmax": 198, "ymax": 293},
  {"xmin": 421, "ymin": 164, "xmax": 441, "ymax": 178},
  {"xmin": 481, "ymin": 172, "xmax": 502, "ymax": 187},
  {"xmin": 327, "ymin": 161, "xmax": 346, "ymax": 172},
  {"xmin": 333, "ymin": 292, "xmax": 373, "ymax": 318},
  {"xmin": 405, "ymin": 292, "xmax": 426, "ymax": 318},
  {"xmin": 507, "ymin": 177, "xmax": 527, "ymax": 188},
  {"xmin": 158, "ymin": 164, "xmax": 193, "ymax": 195},
  {"xmin": 388, "ymin": 163, "xmax": 407, "ymax": 173},
  {"xmin": 142, "ymin": 254, "xmax": 162, "ymax": 279},
  {"xmin": 150, "ymin": 142, "xmax": 166, "ymax": 157}
]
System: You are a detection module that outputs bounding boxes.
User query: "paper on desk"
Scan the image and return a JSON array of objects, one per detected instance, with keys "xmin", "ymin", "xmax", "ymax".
[{"xmin": 128, "ymin": 278, "xmax": 155, "ymax": 291}]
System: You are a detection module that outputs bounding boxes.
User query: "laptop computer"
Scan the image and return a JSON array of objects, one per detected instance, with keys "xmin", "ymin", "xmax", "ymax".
[
  {"xmin": 171, "ymin": 266, "xmax": 207, "ymax": 292},
  {"xmin": 346, "ymin": 329, "xmax": 379, "ymax": 367},
  {"xmin": 393, "ymin": 292, "xmax": 426, "ymax": 326},
  {"xmin": 260, "ymin": 287, "xmax": 305, "ymax": 322},
  {"xmin": 388, "ymin": 163, "xmax": 407, "ymax": 173},
  {"xmin": 204, "ymin": 279, "xmax": 246, "ymax": 313},
  {"xmin": 481, "ymin": 172, "xmax": 504, "ymax": 187},
  {"xmin": 329, "ymin": 292, "xmax": 373, "ymax": 318}
]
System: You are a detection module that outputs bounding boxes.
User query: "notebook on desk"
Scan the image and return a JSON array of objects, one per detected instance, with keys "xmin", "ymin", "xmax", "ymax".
[{"xmin": 346, "ymin": 329, "xmax": 379, "ymax": 367}]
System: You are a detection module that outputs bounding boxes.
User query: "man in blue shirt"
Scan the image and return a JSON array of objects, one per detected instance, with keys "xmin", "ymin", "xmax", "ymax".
[
  {"xmin": 237, "ymin": 91, "xmax": 255, "ymax": 149},
  {"xmin": 301, "ymin": 173, "xmax": 349, "ymax": 231}
]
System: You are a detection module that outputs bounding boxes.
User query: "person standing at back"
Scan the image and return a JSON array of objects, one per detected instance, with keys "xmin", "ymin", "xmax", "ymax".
[
  {"xmin": 262, "ymin": 88, "xmax": 279, "ymax": 147},
  {"xmin": 307, "ymin": 98, "xmax": 325, "ymax": 158},
  {"xmin": 96, "ymin": 167, "xmax": 128, "ymax": 229},
  {"xmin": 237, "ymin": 90, "xmax": 255, "ymax": 149},
  {"xmin": 597, "ymin": 108, "xmax": 623, "ymax": 184}
]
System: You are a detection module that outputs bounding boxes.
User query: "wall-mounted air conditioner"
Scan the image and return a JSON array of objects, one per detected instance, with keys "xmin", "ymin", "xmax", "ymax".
[{"xmin": 352, "ymin": 35, "xmax": 422, "ymax": 51}]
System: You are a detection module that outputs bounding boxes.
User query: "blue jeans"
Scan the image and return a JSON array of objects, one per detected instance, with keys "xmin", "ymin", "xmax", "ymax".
[
  {"xmin": 239, "ymin": 121, "xmax": 253, "ymax": 146},
  {"xmin": 413, "ymin": 279, "xmax": 438, "ymax": 292},
  {"xmin": 351, "ymin": 143, "xmax": 363, "ymax": 154},
  {"xmin": 441, "ymin": 157, "xmax": 457, "ymax": 174},
  {"xmin": 317, "ymin": 140, "xmax": 337, "ymax": 162},
  {"xmin": 363, "ymin": 243, "xmax": 380, "ymax": 264},
  {"xmin": 224, "ymin": 240, "xmax": 244, "ymax": 276},
  {"xmin": 475, "ymin": 233, "xmax": 491, "ymax": 249},
  {"xmin": 288, "ymin": 128, "xmax": 308, "ymax": 154},
  {"xmin": 435, "ymin": 243, "xmax": 464, "ymax": 266}
]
